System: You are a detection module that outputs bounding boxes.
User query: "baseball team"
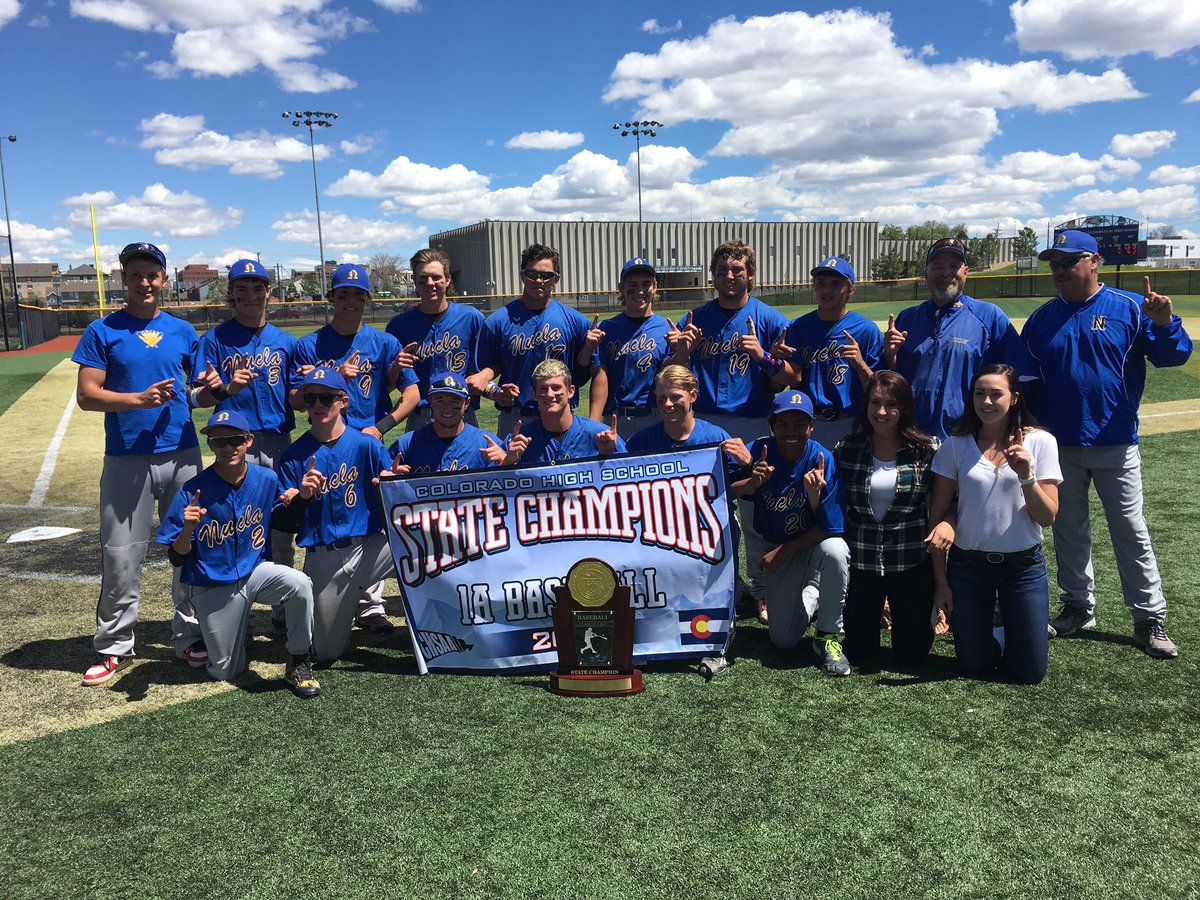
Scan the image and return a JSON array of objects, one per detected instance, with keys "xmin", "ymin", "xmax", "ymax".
[{"xmin": 72, "ymin": 231, "xmax": 1192, "ymax": 694}]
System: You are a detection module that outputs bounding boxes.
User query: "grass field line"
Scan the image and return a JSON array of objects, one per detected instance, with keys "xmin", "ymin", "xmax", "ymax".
[{"xmin": 27, "ymin": 384, "xmax": 76, "ymax": 508}]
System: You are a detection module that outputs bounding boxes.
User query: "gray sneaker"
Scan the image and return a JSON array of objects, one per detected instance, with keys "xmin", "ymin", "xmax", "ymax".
[
  {"xmin": 1049, "ymin": 603, "xmax": 1096, "ymax": 638},
  {"xmin": 1134, "ymin": 618, "xmax": 1179, "ymax": 659},
  {"xmin": 813, "ymin": 633, "xmax": 851, "ymax": 677}
]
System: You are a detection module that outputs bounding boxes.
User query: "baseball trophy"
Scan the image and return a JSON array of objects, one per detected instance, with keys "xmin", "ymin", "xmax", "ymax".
[{"xmin": 548, "ymin": 558, "xmax": 644, "ymax": 697}]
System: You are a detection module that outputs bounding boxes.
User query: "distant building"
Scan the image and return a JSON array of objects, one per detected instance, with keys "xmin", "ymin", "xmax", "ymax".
[
  {"xmin": 58, "ymin": 264, "xmax": 124, "ymax": 306},
  {"xmin": 2, "ymin": 262, "xmax": 61, "ymax": 304},
  {"xmin": 1141, "ymin": 239, "xmax": 1200, "ymax": 268}
]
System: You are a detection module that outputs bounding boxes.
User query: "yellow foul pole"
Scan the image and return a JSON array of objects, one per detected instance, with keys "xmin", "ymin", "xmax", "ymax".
[{"xmin": 90, "ymin": 205, "xmax": 106, "ymax": 314}]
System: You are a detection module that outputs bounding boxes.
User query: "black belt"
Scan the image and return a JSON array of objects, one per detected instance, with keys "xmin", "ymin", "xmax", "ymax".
[
  {"xmin": 952, "ymin": 545, "xmax": 1040, "ymax": 565},
  {"xmin": 318, "ymin": 536, "xmax": 360, "ymax": 551},
  {"xmin": 616, "ymin": 405, "xmax": 655, "ymax": 418}
]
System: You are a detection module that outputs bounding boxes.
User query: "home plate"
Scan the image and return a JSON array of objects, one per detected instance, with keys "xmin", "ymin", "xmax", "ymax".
[{"xmin": 6, "ymin": 526, "xmax": 82, "ymax": 544}]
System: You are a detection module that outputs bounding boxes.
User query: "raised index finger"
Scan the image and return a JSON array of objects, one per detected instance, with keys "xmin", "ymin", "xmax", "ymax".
[
  {"xmin": 307, "ymin": 455, "xmax": 316, "ymax": 472},
  {"xmin": 887, "ymin": 313, "xmax": 896, "ymax": 330},
  {"xmin": 189, "ymin": 489, "xmax": 201, "ymax": 506},
  {"xmin": 592, "ymin": 314, "xmax": 601, "ymax": 328},
  {"xmin": 347, "ymin": 350, "xmax": 361, "ymax": 364}
]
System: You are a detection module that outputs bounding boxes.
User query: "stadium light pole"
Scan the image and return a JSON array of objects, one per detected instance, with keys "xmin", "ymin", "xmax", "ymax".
[
  {"xmin": 283, "ymin": 110, "xmax": 337, "ymax": 296},
  {"xmin": 0, "ymin": 134, "xmax": 18, "ymax": 352},
  {"xmin": 613, "ymin": 120, "xmax": 663, "ymax": 258}
]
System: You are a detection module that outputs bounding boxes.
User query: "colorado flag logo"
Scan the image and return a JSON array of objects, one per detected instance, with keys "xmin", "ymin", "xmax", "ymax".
[{"xmin": 679, "ymin": 608, "xmax": 730, "ymax": 646}]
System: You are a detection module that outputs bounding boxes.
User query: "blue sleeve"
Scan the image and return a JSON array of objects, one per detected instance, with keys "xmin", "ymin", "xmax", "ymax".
[
  {"xmin": 477, "ymin": 313, "xmax": 502, "ymax": 374},
  {"xmin": 1142, "ymin": 314, "xmax": 1193, "ymax": 368},
  {"xmin": 816, "ymin": 448, "xmax": 846, "ymax": 535},
  {"xmin": 985, "ymin": 309, "xmax": 1036, "ymax": 378},
  {"xmin": 72, "ymin": 321, "xmax": 108, "ymax": 370}
]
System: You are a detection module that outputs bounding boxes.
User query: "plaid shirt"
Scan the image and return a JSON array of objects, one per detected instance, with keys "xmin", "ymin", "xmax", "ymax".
[{"xmin": 834, "ymin": 434, "xmax": 939, "ymax": 575}]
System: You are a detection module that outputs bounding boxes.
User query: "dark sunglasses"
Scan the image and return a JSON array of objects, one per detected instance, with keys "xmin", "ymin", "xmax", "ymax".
[
  {"xmin": 1049, "ymin": 255, "xmax": 1090, "ymax": 271},
  {"xmin": 207, "ymin": 434, "xmax": 249, "ymax": 449},
  {"xmin": 303, "ymin": 391, "xmax": 340, "ymax": 407},
  {"xmin": 522, "ymin": 269, "xmax": 558, "ymax": 282}
]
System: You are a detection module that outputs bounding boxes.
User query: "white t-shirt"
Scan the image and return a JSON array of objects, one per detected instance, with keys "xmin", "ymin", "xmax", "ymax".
[
  {"xmin": 931, "ymin": 429, "xmax": 1062, "ymax": 552},
  {"xmin": 869, "ymin": 456, "xmax": 898, "ymax": 523}
]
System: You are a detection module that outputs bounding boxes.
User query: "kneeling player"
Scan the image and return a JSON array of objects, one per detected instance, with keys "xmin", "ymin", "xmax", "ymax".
[
  {"xmin": 731, "ymin": 390, "xmax": 851, "ymax": 676},
  {"xmin": 504, "ymin": 359, "xmax": 625, "ymax": 463},
  {"xmin": 156, "ymin": 411, "xmax": 320, "ymax": 698},
  {"xmin": 277, "ymin": 368, "xmax": 397, "ymax": 663},
  {"xmin": 387, "ymin": 372, "xmax": 515, "ymax": 472}
]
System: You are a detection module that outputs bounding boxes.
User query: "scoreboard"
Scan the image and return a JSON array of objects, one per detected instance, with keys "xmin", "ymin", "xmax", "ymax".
[{"xmin": 1054, "ymin": 221, "xmax": 1140, "ymax": 264}]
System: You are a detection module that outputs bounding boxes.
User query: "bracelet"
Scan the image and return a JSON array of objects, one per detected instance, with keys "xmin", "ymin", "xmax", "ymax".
[
  {"xmin": 211, "ymin": 385, "xmax": 229, "ymax": 401},
  {"xmin": 1018, "ymin": 473, "xmax": 1037, "ymax": 486},
  {"xmin": 374, "ymin": 415, "xmax": 399, "ymax": 436},
  {"xmin": 758, "ymin": 353, "xmax": 785, "ymax": 376},
  {"xmin": 484, "ymin": 381, "xmax": 500, "ymax": 398}
]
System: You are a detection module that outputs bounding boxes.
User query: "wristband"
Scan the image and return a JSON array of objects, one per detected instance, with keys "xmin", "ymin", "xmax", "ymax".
[
  {"xmin": 485, "ymin": 382, "xmax": 500, "ymax": 399},
  {"xmin": 188, "ymin": 386, "xmax": 203, "ymax": 408},
  {"xmin": 1018, "ymin": 473, "xmax": 1037, "ymax": 486},
  {"xmin": 374, "ymin": 415, "xmax": 399, "ymax": 436},
  {"xmin": 211, "ymin": 385, "xmax": 229, "ymax": 401},
  {"xmin": 758, "ymin": 353, "xmax": 785, "ymax": 376}
]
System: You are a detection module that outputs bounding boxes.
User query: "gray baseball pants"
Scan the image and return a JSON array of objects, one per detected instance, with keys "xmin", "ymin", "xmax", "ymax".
[{"xmin": 304, "ymin": 532, "xmax": 397, "ymax": 662}]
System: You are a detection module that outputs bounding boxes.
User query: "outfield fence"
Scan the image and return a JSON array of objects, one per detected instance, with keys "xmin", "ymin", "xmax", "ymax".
[{"xmin": 14, "ymin": 266, "xmax": 1200, "ymax": 349}]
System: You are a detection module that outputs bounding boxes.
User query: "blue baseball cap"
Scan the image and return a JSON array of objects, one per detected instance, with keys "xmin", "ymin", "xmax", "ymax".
[
  {"xmin": 229, "ymin": 258, "xmax": 270, "ymax": 283},
  {"xmin": 620, "ymin": 257, "xmax": 656, "ymax": 281},
  {"xmin": 428, "ymin": 372, "xmax": 470, "ymax": 400},
  {"xmin": 201, "ymin": 409, "xmax": 253, "ymax": 434},
  {"xmin": 770, "ymin": 390, "xmax": 814, "ymax": 418},
  {"xmin": 1039, "ymin": 229, "xmax": 1099, "ymax": 260},
  {"xmin": 925, "ymin": 237, "xmax": 968, "ymax": 265},
  {"xmin": 331, "ymin": 263, "xmax": 370, "ymax": 292},
  {"xmin": 119, "ymin": 241, "xmax": 167, "ymax": 269},
  {"xmin": 296, "ymin": 366, "xmax": 350, "ymax": 394},
  {"xmin": 810, "ymin": 256, "xmax": 856, "ymax": 285}
]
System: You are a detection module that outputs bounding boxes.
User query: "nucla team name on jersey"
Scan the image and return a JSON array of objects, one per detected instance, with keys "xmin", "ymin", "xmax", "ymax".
[
  {"xmin": 322, "ymin": 463, "xmax": 360, "ymax": 508},
  {"xmin": 418, "ymin": 333, "xmax": 468, "ymax": 372},
  {"xmin": 607, "ymin": 332, "xmax": 658, "ymax": 363},
  {"xmin": 761, "ymin": 484, "xmax": 814, "ymax": 536},
  {"xmin": 316, "ymin": 356, "xmax": 374, "ymax": 397},
  {"xmin": 697, "ymin": 332, "xmax": 751, "ymax": 376},
  {"xmin": 509, "ymin": 323, "xmax": 565, "ymax": 357},
  {"xmin": 195, "ymin": 505, "xmax": 266, "ymax": 550},
  {"xmin": 389, "ymin": 474, "xmax": 724, "ymax": 587},
  {"xmin": 225, "ymin": 347, "xmax": 284, "ymax": 385},
  {"xmin": 801, "ymin": 340, "xmax": 851, "ymax": 384}
]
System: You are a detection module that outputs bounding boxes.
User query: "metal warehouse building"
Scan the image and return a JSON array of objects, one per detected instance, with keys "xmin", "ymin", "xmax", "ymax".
[{"xmin": 429, "ymin": 220, "xmax": 879, "ymax": 309}]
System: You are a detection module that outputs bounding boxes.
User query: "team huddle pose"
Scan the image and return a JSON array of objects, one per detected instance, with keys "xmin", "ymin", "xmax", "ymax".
[{"xmin": 73, "ymin": 231, "xmax": 1192, "ymax": 693}]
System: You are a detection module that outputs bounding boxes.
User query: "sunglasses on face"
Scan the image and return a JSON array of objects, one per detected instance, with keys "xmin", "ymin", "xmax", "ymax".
[
  {"xmin": 1049, "ymin": 255, "xmax": 1090, "ymax": 271},
  {"xmin": 207, "ymin": 434, "xmax": 249, "ymax": 449},
  {"xmin": 522, "ymin": 269, "xmax": 558, "ymax": 282},
  {"xmin": 303, "ymin": 392, "xmax": 341, "ymax": 407}
]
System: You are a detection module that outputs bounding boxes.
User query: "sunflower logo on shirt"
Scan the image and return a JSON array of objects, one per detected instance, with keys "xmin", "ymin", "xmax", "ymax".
[{"xmin": 137, "ymin": 330, "xmax": 164, "ymax": 348}]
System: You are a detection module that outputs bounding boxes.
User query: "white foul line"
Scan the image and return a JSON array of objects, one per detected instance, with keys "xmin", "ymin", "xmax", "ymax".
[
  {"xmin": 27, "ymin": 392, "xmax": 77, "ymax": 509},
  {"xmin": 1141, "ymin": 408, "xmax": 1200, "ymax": 419}
]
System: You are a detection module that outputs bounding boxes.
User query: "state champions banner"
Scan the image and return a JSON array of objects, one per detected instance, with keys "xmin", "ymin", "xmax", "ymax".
[{"xmin": 377, "ymin": 446, "xmax": 736, "ymax": 674}]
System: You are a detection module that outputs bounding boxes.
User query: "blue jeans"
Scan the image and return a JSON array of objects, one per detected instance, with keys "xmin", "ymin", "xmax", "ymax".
[{"xmin": 947, "ymin": 546, "xmax": 1050, "ymax": 685}]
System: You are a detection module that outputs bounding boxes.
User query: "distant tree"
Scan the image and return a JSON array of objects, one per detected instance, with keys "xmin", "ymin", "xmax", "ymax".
[
  {"xmin": 367, "ymin": 253, "xmax": 402, "ymax": 293},
  {"xmin": 299, "ymin": 273, "xmax": 319, "ymax": 299},
  {"xmin": 871, "ymin": 250, "xmax": 905, "ymax": 281},
  {"xmin": 206, "ymin": 276, "xmax": 228, "ymax": 304},
  {"xmin": 879, "ymin": 224, "xmax": 905, "ymax": 240},
  {"xmin": 1013, "ymin": 226, "xmax": 1039, "ymax": 258},
  {"xmin": 967, "ymin": 231, "xmax": 1002, "ymax": 269},
  {"xmin": 1149, "ymin": 224, "xmax": 1181, "ymax": 239}
]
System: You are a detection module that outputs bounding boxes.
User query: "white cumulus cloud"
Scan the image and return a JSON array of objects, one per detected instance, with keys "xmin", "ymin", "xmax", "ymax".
[
  {"xmin": 506, "ymin": 130, "xmax": 586, "ymax": 151},
  {"xmin": 1109, "ymin": 130, "xmax": 1175, "ymax": 157},
  {"xmin": 1149, "ymin": 165, "xmax": 1200, "ymax": 185},
  {"xmin": 0, "ymin": 0, "xmax": 20, "ymax": 28},
  {"xmin": 140, "ymin": 113, "xmax": 332, "ymax": 178},
  {"xmin": 1070, "ymin": 184, "xmax": 1198, "ymax": 220},
  {"xmin": 271, "ymin": 210, "xmax": 426, "ymax": 253},
  {"xmin": 63, "ymin": 183, "xmax": 242, "ymax": 237},
  {"xmin": 641, "ymin": 18, "xmax": 681, "ymax": 35},
  {"xmin": 1010, "ymin": 0, "xmax": 1200, "ymax": 60}
]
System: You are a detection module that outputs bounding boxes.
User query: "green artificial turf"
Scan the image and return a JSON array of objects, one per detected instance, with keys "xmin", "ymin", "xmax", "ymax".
[{"xmin": 0, "ymin": 351, "xmax": 70, "ymax": 417}]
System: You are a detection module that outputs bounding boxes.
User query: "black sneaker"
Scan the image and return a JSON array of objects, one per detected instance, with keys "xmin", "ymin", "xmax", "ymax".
[
  {"xmin": 1133, "ymin": 617, "xmax": 1179, "ymax": 659},
  {"xmin": 699, "ymin": 655, "xmax": 729, "ymax": 680},
  {"xmin": 355, "ymin": 613, "xmax": 396, "ymax": 636},
  {"xmin": 1049, "ymin": 603, "xmax": 1096, "ymax": 638},
  {"xmin": 284, "ymin": 654, "xmax": 321, "ymax": 698}
]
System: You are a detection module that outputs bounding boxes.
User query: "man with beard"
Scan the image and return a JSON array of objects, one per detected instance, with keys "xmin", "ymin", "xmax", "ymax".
[{"xmin": 882, "ymin": 237, "xmax": 1033, "ymax": 438}]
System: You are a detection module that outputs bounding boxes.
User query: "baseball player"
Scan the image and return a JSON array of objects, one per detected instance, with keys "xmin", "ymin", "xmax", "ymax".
[
  {"xmin": 155, "ymin": 410, "xmax": 320, "ymax": 698},
  {"xmin": 276, "ymin": 368, "xmax": 397, "ymax": 663},
  {"xmin": 387, "ymin": 373, "xmax": 511, "ymax": 472},
  {"xmin": 1022, "ymin": 230, "xmax": 1193, "ymax": 658},
  {"xmin": 670, "ymin": 239, "xmax": 790, "ymax": 616},
  {"xmin": 780, "ymin": 257, "xmax": 883, "ymax": 448},
  {"xmin": 76, "ymin": 241, "xmax": 206, "ymax": 687},
  {"xmin": 468, "ymin": 244, "xmax": 598, "ymax": 437},
  {"xmin": 586, "ymin": 258, "xmax": 676, "ymax": 438},
  {"xmin": 293, "ymin": 263, "xmax": 418, "ymax": 634},
  {"xmin": 503, "ymin": 359, "xmax": 625, "ymax": 464},
  {"xmin": 731, "ymin": 390, "xmax": 851, "ymax": 676},
  {"xmin": 385, "ymin": 248, "xmax": 485, "ymax": 432},
  {"xmin": 882, "ymin": 237, "xmax": 1034, "ymax": 438},
  {"xmin": 193, "ymin": 258, "xmax": 298, "ymax": 569}
]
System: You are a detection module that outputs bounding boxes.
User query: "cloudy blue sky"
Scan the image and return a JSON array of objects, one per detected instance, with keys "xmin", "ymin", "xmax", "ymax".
[{"xmin": 1, "ymin": 0, "xmax": 1197, "ymax": 275}]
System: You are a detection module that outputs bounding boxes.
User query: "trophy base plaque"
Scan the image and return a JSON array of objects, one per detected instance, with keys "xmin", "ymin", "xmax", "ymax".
[{"xmin": 549, "ymin": 669, "xmax": 645, "ymax": 697}]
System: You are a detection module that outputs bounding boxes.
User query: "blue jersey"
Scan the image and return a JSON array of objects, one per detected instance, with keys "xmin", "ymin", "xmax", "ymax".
[
  {"xmin": 745, "ymin": 437, "xmax": 845, "ymax": 544},
  {"xmin": 195, "ymin": 319, "xmax": 297, "ymax": 435},
  {"xmin": 626, "ymin": 418, "xmax": 742, "ymax": 482},
  {"xmin": 679, "ymin": 297, "xmax": 788, "ymax": 418},
  {"xmin": 72, "ymin": 309, "xmax": 200, "ymax": 456},
  {"xmin": 784, "ymin": 310, "xmax": 883, "ymax": 418},
  {"xmin": 596, "ymin": 313, "xmax": 673, "ymax": 412},
  {"xmin": 278, "ymin": 428, "xmax": 392, "ymax": 547},
  {"xmin": 385, "ymin": 302, "xmax": 485, "ymax": 407},
  {"xmin": 891, "ymin": 295, "xmax": 1034, "ymax": 439},
  {"xmin": 155, "ymin": 464, "xmax": 280, "ymax": 587},
  {"xmin": 293, "ymin": 324, "xmax": 418, "ymax": 429},
  {"xmin": 510, "ymin": 415, "xmax": 626, "ymax": 463},
  {"xmin": 476, "ymin": 298, "xmax": 595, "ymax": 414},
  {"xmin": 388, "ymin": 422, "xmax": 503, "ymax": 473},
  {"xmin": 1021, "ymin": 284, "xmax": 1193, "ymax": 446}
]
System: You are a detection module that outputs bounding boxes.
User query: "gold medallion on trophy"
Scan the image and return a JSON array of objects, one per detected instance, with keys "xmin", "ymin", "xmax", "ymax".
[{"xmin": 567, "ymin": 559, "xmax": 617, "ymax": 608}]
